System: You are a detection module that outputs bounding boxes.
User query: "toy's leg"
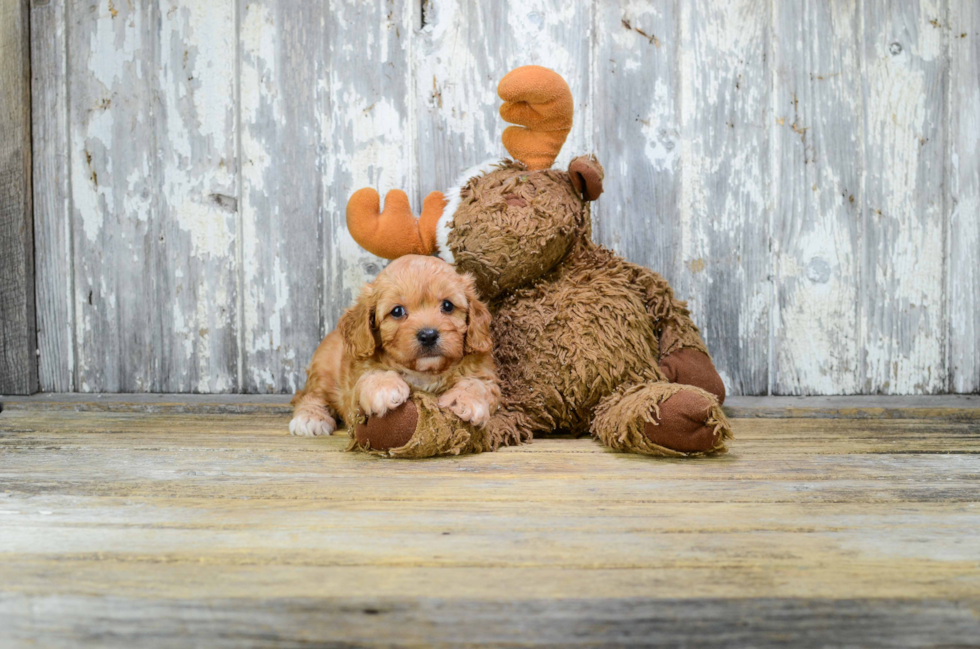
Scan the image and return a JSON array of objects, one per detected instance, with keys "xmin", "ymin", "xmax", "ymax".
[
  {"xmin": 349, "ymin": 392, "xmax": 529, "ymax": 458},
  {"xmin": 591, "ymin": 382, "xmax": 732, "ymax": 457}
]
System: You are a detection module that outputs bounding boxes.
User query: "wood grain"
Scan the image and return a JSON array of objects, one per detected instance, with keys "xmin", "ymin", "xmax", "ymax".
[
  {"xmin": 0, "ymin": 0, "xmax": 37, "ymax": 395},
  {"xmin": 415, "ymin": 0, "xmax": 592, "ymax": 195},
  {"xmin": 677, "ymin": 0, "xmax": 770, "ymax": 395},
  {"xmin": 320, "ymin": 0, "xmax": 415, "ymax": 342},
  {"xmin": 4, "ymin": 393, "xmax": 980, "ymax": 421},
  {"xmin": 593, "ymin": 1, "xmax": 682, "ymax": 290},
  {"xmin": 771, "ymin": 0, "xmax": 863, "ymax": 395},
  {"xmin": 238, "ymin": 0, "xmax": 325, "ymax": 394},
  {"xmin": 0, "ymin": 408, "xmax": 978, "ymax": 645},
  {"xmin": 67, "ymin": 0, "xmax": 239, "ymax": 392},
  {"xmin": 861, "ymin": 0, "xmax": 947, "ymax": 394},
  {"xmin": 30, "ymin": 0, "xmax": 73, "ymax": 392},
  {"xmin": 239, "ymin": 0, "xmax": 413, "ymax": 394},
  {"xmin": 948, "ymin": 0, "xmax": 980, "ymax": 393},
  {"xmin": 1, "ymin": 594, "xmax": 977, "ymax": 648},
  {"xmin": 21, "ymin": 0, "xmax": 980, "ymax": 397}
]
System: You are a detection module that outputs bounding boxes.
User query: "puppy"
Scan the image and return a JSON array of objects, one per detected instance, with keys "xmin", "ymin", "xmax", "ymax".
[{"xmin": 289, "ymin": 254, "xmax": 500, "ymax": 438}]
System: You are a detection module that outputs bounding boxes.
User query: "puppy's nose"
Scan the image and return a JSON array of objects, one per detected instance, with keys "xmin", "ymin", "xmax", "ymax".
[{"xmin": 416, "ymin": 328, "xmax": 440, "ymax": 347}]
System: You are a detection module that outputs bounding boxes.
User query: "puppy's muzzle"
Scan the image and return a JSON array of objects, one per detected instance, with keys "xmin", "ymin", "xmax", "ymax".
[{"xmin": 416, "ymin": 328, "xmax": 440, "ymax": 349}]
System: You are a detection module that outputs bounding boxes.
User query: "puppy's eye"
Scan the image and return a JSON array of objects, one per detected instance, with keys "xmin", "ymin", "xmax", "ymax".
[
  {"xmin": 441, "ymin": 300, "xmax": 455, "ymax": 314},
  {"xmin": 390, "ymin": 306, "xmax": 406, "ymax": 319}
]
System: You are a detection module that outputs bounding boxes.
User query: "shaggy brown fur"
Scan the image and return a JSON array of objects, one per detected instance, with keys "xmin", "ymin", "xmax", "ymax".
[
  {"xmin": 448, "ymin": 161, "xmax": 731, "ymax": 454},
  {"xmin": 344, "ymin": 160, "xmax": 733, "ymax": 458},
  {"xmin": 342, "ymin": 66, "xmax": 732, "ymax": 458},
  {"xmin": 350, "ymin": 391, "xmax": 503, "ymax": 458}
]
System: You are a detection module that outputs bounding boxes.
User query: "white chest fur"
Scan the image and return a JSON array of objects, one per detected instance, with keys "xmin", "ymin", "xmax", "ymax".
[{"xmin": 399, "ymin": 369, "xmax": 452, "ymax": 394}]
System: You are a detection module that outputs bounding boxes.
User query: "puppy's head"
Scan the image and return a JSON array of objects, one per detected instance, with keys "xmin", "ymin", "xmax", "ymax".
[{"xmin": 338, "ymin": 255, "xmax": 492, "ymax": 373}]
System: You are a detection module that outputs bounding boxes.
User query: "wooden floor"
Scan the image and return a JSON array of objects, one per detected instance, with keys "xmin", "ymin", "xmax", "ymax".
[{"xmin": 1, "ymin": 397, "xmax": 979, "ymax": 647}]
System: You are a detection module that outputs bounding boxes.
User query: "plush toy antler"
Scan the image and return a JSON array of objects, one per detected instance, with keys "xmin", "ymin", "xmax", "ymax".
[
  {"xmin": 346, "ymin": 188, "xmax": 447, "ymax": 260},
  {"xmin": 347, "ymin": 66, "xmax": 575, "ymax": 258},
  {"xmin": 498, "ymin": 66, "xmax": 573, "ymax": 171}
]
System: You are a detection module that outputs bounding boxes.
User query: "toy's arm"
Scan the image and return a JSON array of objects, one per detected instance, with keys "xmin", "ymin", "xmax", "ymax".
[
  {"xmin": 633, "ymin": 267, "xmax": 709, "ymax": 358},
  {"xmin": 630, "ymin": 264, "xmax": 726, "ymax": 403}
]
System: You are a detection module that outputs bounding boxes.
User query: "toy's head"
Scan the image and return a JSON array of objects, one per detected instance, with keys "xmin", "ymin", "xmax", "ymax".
[{"xmin": 346, "ymin": 66, "xmax": 604, "ymax": 299}]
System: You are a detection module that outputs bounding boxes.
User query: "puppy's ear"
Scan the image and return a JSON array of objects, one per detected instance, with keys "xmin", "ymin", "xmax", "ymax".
[
  {"xmin": 338, "ymin": 286, "xmax": 378, "ymax": 360},
  {"xmin": 463, "ymin": 274, "xmax": 493, "ymax": 355}
]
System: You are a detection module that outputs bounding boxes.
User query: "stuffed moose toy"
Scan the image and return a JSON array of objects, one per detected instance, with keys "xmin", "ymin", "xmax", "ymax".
[{"xmin": 343, "ymin": 65, "xmax": 732, "ymax": 458}]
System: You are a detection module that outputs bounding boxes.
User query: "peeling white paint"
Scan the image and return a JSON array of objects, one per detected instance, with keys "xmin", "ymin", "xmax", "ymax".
[
  {"xmin": 862, "ymin": 5, "xmax": 946, "ymax": 394},
  {"xmin": 677, "ymin": 0, "xmax": 770, "ymax": 395},
  {"xmin": 640, "ymin": 80, "xmax": 678, "ymax": 172},
  {"xmin": 41, "ymin": 0, "xmax": 977, "ymax": 395},
  {"xmin": 416, "ymin": 0, "xmax": 591, "ymax": 194},
  {"xmin": 770, "ymin": 0, "xmax": 864, "ymax": 395}
]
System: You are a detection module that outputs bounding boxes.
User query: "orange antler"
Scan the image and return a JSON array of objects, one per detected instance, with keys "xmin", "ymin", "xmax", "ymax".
[
  {"xmin": 498, "ymin": 66, "xmax": 573, "ymax": 171},
  {"xmin": 346, "ymin": 188, "xmax": 447, "ymax": 260}
]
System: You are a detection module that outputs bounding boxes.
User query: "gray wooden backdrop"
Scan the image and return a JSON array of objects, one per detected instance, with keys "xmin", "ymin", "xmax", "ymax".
[{"xmin": 28, "ymin": 0, "xmax": 979, "ymax": 395}]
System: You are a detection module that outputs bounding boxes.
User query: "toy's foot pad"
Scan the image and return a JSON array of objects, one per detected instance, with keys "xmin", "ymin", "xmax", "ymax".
[
  {"xmin": 660, "ymin": 348, "xmax": 726, "ymax": 405},
  {"xmin": 355, "ymin": 401, "xmax": 418, "ymax": 451},
  {"xmin": 643, "ymin": 389, "xmax": 722, "ymax": 453}
]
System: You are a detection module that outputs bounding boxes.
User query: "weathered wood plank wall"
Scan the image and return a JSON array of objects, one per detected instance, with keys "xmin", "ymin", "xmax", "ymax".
[
  {"xmin": 30, "ymin": 0, "xmax": 72, "ymax": 393},
  {"xmin": 26, "ymin": 0, "xmax": 980, "ymax": 395},
  {"xmin": 0, "ymin": 0, "xmax": 37, "ymax": 395},
  {"xmin": 948, "ymin": 0, "xmax": 980, "ymax": 393}
]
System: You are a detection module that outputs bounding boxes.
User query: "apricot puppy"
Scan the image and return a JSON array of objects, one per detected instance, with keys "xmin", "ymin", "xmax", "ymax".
[{"xmin": 289, "ymin": 255, "xmax": 500, "ymax": 439}]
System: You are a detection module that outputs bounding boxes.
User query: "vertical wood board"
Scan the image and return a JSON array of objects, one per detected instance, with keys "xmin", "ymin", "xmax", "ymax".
[
  {"xmin": 677, "ymin": 0, "xmax": 770, "ymax": 395},
  {"xmin": 68, "ymin": 0, "xmax": 239, "ymax": 392},
  {"xmin": 414, "ymin": 0, "xmax": 592, "ymax": 197},
  {"xmin": 31, "ymin": 0, "xmax": 74, "ymax": 392},
  {"xmin": 239, "ymin": 0, "xmax": 326, "ymax": 393},
  {"xmin": 593, "ymin": 0, "xmax": 682, "ymax": 287},
  {"xmin": 771, "ymin": 0, "xmax": 863, "ymax": 395},
  {"xmin": 947, "ymin": 0, "xmax": 980, "ymax": 392},
  {"xmin": 320, "ymin": 0, "xmax": 416, "ymax": 343},
  {"xmin": 861, "ymin": 0, "xmax": 948, "ymax": 393},
  {"xmin": 239, "ymin": 0, "xmax": 414, "ymax": 393},
  {"xmin": 0, "ymin": 0, "xmax": 37, "ymax": 395}
]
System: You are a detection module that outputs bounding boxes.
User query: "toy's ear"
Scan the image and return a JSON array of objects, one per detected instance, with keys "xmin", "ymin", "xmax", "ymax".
[
  {"xmin": 462, "ymin": 274, "xmax": 493, "ymax": 355},
  {"xmin": 338, "ymin": 286, "xmax": 378, "ymax": 360},
  {"xmin": 569, "ymin": 156, "xmax": 604, "ymax": 201}
]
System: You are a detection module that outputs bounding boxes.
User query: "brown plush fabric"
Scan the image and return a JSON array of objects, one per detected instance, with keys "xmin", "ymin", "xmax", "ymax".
[
  {"xmin": 354, "ymin": 401, "xmax": 419, "ymax": 451},
  {"xmin": 660, "ymin": 348, "xmax": 727, "ymax": 405},
  {"xmin": 591, "ymin": 382, "xmax": 730, "ymax": 458},
  {"xmin": 445, "ymin": 164, "xmax": 733, "ymax": 454},
  {"xmin": 643, "ymin": 388, "xmax": 724, "ymax": 453},
  {"xmin": 568, "ymin": 156, "xmax": 604, "ymax": 201},
  {"xmin": 344, "ymin": 66, "xmax": 733, "ymax": 459},
  {"xmin": 498, "ymin": 66, "xmax": 573, "ymax": 171},
  {"xmin": 350, "ymin": 392, "xmax": 506, "ymax": 459},
  {"xmin": 346, "ymin": 188, "xmax": 447, "ymax": 260},
  {"xmin": 451, "ymin": 161, "xmax": 586, "ymax": 300}
]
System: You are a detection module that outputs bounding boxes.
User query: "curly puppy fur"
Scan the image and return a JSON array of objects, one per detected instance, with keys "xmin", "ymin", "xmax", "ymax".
[
  {"xmin": 289, "ymin": 255, "xmax": 500, "ymax": 443},
  {"xmin": 343, "ymin": 65, "xmax": 731, "ymax": 458}
]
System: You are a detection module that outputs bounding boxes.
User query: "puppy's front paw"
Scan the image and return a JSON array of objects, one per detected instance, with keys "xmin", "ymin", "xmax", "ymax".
[
  {"xmin": 289, "ymin": 409, "xmax": 337, "ymax": 437},
  {"xmin": 439, "ymin": 387, "xmax": 491, "ymax": 427},
  {"xmin": 358, "ymin": 371, "xmax": 411, "ymax": 417}
]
